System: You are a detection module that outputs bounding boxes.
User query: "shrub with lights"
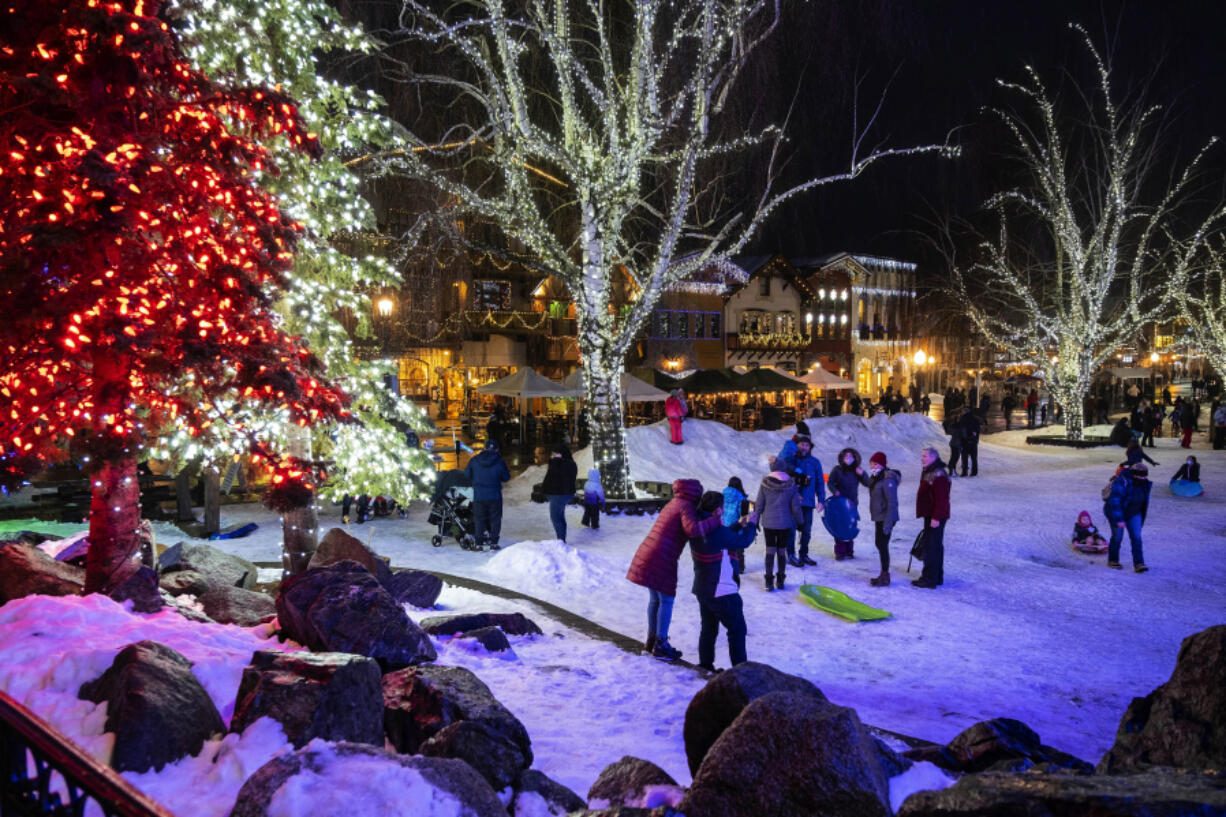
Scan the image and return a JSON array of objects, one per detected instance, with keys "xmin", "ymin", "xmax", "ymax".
[{"xmin": 0, "ymin": 0, "xmax": 350, "ymax": 592}]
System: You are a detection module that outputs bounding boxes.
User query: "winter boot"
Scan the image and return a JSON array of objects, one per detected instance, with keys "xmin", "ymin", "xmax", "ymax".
[
  {"xmin": 764, "ymin": 575, "xmax": 774, "ymax": 591},
  {"xmin": 652, "ymin": 638, "xmax": 682, "ymax": 662},
  {"xmin": 775, "ymin": 572, "xmax": 785, "ymax": 591},
  {"xmin": 1107, "ymin": 561, "xmax": 1123, "ymax": 569},
  {"xmin": 870, "ymin": 571, "xmax": 890, "ymax": 587},
  {"xmin": 644, "ymin": 634, "xmax": 657, "ymax": 654},
  {"xmin": 1135, "ymin": 564, "xmax": 1149, "ymax": 573}
]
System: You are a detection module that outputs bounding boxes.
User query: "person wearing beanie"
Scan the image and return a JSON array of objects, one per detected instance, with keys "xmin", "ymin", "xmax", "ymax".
[
  {"xmin": 464, "ymin": 438, "xmax": 511, "ymax": 548},
  {"xmin": 582, "ymin": 467, "xmax": 605, "ymax": 529},
  {"xmin": 776, "ymin": 435, "xmax": 826, "ymax": 566},
  {"xmin": 1071, "ymin": 510, "xmax": 1108, "ymax": 552},
  {"xmin": 542, "ymin": 442, "xmax": 579, "ymax": 542},
  {"xmin": 1103, "ymin": 461, "xmax": 1151, "ymax": 572},
  {"xmin": 867, "ymin": 452, "xmax": 901, "ymax": 586}
]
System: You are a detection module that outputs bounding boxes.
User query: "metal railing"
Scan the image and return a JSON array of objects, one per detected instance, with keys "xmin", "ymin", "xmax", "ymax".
[{"xmin": 0, "ymin": 690, "xmax": 174, "ymax": 817}]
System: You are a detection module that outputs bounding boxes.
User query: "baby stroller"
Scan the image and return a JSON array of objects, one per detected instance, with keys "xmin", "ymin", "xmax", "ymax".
[{"xmin": 427, "ymin": 469, "xmax": 483, "ymax": 550}]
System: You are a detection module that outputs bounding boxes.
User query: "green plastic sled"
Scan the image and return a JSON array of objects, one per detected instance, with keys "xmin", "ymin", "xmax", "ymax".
[{"xmin": 798, "ymin": 584, "xmax": 892, "ymax": 622}]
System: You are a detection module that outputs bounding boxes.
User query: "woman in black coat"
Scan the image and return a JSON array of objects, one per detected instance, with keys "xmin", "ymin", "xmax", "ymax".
[{"xmin": 542, "ymin": 443, "xmax": 578, "ymax": 542}]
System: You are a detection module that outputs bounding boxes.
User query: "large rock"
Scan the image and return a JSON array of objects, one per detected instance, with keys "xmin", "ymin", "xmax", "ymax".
[
  {"xmin": 229, "ymin": 742, "xmax": 507, "ymax": 817},
  {"xmin": 382, "ymin": 665, "xmax": 531, "ymax": 763},
  {"xmin": 159, "ymin": 569, "xmax": 213, "ymax": 597},
  {"xmin": 420, "ymin": 719, "xmax": 529, "ymax": 791},
  {"xmin": 158, "ymin": 542, "xmax": 256, "ymax": 590},
  {"xmin": 230, "ymin": 650, "xmax": 383, "ymax": 749},
  {"xmin": 197, "ymin": 584, "xmax": 276, "ymax": 627},
  {"xmin": 78, "ymin": 641, "xmax": 224, "ymax": 773},
  {"xmin": 276, "ymin": 561, "xmax": 436, "ymax": 669},
  {"xmin": 937, "ymin": 717, "xmax": 1093, "ymax": 774},
  {"xmin": 419, "ymin": 612, "xmax": 544, "ymax": 637},
  {"xmin": 680, "ymin": 691, "xmax": 890, "ymax": 817},
  {"xmin": 0, "ymin": 542, "xmax": 85, "ymax": 603},
  {"xmin": 511, "ymin": 770, "xmax": 586, "ymax": 817},
  {"xmin": 108, "ymin": 566, "xmax": 164, "ymax": 613},
  {"xmin": 897, "ymin": 767, "xmax": 1226, "ymax": 816},
  {"xmin": 683, "ymin": 661, "xmax": 827, "ymax": 775},
  {"xmin": 309, "ymin": 527, "xmax": 393, "ymax": 588},
  {"xmin": 385, "ymin": 569, "xmax": 443, "ymax": 608},
  {"xmin": 1099, "ymin": 624, "xmax": 1226, "ymax": 774},
  {"xmin": 457, "ymin": 625, "xmax": 512, "ymax": 654},
  {"xmin": 586, "ymin": 756, "xmax": 678, "ymax": 809}
]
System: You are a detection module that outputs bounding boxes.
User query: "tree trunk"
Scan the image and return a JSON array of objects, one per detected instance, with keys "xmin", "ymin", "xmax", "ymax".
[
  {"xmin": 584, "ymin": 350, "xmax": 634, "ymax": 500},
  {"xmin": 281, "ymin": 425, "xmax": 319, "ymax": 577},
  {"xmin": 203, "ymin": 467, "xmax": 221, "ymax": 537},
  {"xmin": 174, "ymin": 461, "xmax": 197, "ymax": 523},
  {"xmin": 84, "ymin": 456, "xmax": 143, "ymax": 594}
]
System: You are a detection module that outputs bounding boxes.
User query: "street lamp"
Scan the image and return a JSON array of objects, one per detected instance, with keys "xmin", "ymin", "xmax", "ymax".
[
  {"xmin": 375, "ymin": 296, "xmax": 395, "ymax": 354},
  {"xmin": 376, "ymin": 297, "xmax": 394, "ymax": 318}
]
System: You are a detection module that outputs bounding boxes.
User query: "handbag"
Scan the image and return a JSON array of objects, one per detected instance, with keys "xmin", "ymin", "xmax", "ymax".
[{"xmin": 907, "ymin": 529, "xmax": 926, "ymax": 573}]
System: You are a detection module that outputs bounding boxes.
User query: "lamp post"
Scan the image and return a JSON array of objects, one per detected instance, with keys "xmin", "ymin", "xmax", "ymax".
[
  {"xmin": 913, "ymin": 349, "xmax": 927, "ymax": 395},
  {"xmin": 375, "ymin": 295, "xmax": 395, "ymax": 356}
]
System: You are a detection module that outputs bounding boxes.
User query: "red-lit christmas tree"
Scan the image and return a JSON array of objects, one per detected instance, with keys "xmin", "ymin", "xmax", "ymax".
[{"xmin": 0, "ymin": 0, "xmax": 350, "ymax": 592}]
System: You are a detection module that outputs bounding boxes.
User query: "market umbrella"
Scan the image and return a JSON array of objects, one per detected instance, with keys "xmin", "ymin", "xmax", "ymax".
[
  {"xmin": 732, "ymin": 368, "xmax": 809, "ymax": 393},
  {"xmin": 477, "ymin": 367, "xmax": 580, "ymax": 444},
  {"xmin": 676, "ymin": 367, "xmax": 738, "ymax": 395},
  {"xmin": 649, "ymin": 370, "xmax": 683, "ymax": 390},
  {"xmin": 563, "ymin": 369, "xmax": 671, "ymax": 402},
  {"xmin": 1004, "ymin": 373, "xmax": 1044, "ymax": 384},
  {"xmin": 797, "ymin": 367, "xmax": 857, "ymax": 390}
]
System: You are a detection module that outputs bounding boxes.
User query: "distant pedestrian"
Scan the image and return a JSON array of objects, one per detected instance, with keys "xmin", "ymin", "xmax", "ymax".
[
  {"xmin": 913, "ymin": 447, "xmax": 951, "ymax": 589},
  {"xmin": 956, "ymin": 407, "xmax": 982, "ymax": 477},
  {"xmin": 665, "ymin": 389, "xmax": 687, "ymax": 445},
  {"xmin": 542, "ymin": 443, "xmax": 578, "ymax": 542},
  {"xmin": 1180, "ymin": 399, "xmax": 1196, "ymax": 448},
  {"xmin": 1026, "ymin": 388, "xmax": 1039, "ymax": 428}
]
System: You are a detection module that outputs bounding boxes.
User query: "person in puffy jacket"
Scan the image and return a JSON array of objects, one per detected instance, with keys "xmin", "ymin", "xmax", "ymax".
[
  {"xmin": 581, "ymin": 467, "xmax": 604, "ymax": 529},
  {"xmin": 665, "ymin": 389, "xmax": 687, "ymax": 444},
  {"xmin": 1104, "ymin": 462, "xmax": 1151, "ymax": 572},
  {"xmin": 690, "ymin": 491, "xmax": 757, "ymax": 671},
  {"xmin": 541, "ymin": 443, "xmax": 578, "ymax": 542},
  {"xmin": 826, "ymin": 447, "xmax": 869, "ymax": 560},
  {"xmin": 721, "ymin": 476, "xmax": 751, "ymax": 573},
  {"xmin": 774, "ymin": 436, "xmax": 826, "ymax": 567},
  {"xmin": 627, "ymin": 478, "xmax": 722, "ymax": 661},
  {"xmin": 867, "ymin": 452, "xmax": 900, "ymax": 586},
  {"xmin": 755, "ymin": 469, "xmax": 802, "ymax": 591},
  {"xmin": 913, "ymin": 447, "xmax": 951, "ymax": 588},
  {"xmin": 463, "ymin": 439, "xmax": 511, "ymax": 548}
]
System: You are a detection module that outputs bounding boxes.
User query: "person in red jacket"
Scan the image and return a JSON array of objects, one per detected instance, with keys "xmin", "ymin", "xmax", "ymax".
[
  {"xmin": 913, "ymin": 446, "xmax": 952, "ymax": 588},
  {"xmin": 627, "ymin": 478, "xmax": 722, "ymax": 660},
  {"xmin": 665, "ymin": 389, "xmax": 688, "ymax": 444}
]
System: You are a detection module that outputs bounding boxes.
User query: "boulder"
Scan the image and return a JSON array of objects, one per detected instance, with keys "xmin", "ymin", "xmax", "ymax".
[
  {"xmin": 385, "ymin": 569, "xmax": 443, "ymax": 608},
  {"xmin": 587, "ymin": 756, "xmax": 678, "ymax": 809},
  {"xmin": 420, "ymin": 719, "xmax": 529, "ymax": 791},
  {"xmin": 419, "ymin": 612, "xmax": 544, "ymax": 638},
  {"xmin": 37, "ymin": 531, "xmax": 89, "ymax": 563},
  {"xmin": 108, "ymin": 566, "xmax": 164, "ymax": 613},
  {"xmin": 157, "ymin": 590, "xmax": 215, "ymax": 624},
  {"xmin": 1099, "ymin": 624, "xmax": 1226, "ymax": 774},
  {"xmin": 0, "ymin": 542, "xmax": 85, "ymax": 603},
  {"xmin": 457, "ymin": 625, "xmax": 512, "ymax": 654},
  {"xmin": 197, "ymin": 585, "xmax": 276, "ymax": 627},
  {"xmin": 938, "ymin": 717, "xmax": 1093, "ymax": 774},
  {"xmin": 230, "ymin": 650, "xmax": 383, "ymax": 749},
  {"xmin": 158, "ymin": 542, "xmax": 256, "ymax": 590},
  {"xmin": 229, "ymin": 742, "xmax": 507, "ymax": 817},
  {"xmin": 680, "ymin": 691, "xmax": 890, "ymax": 817},
  {"xmin": 683, "ymin": 660, "xmax": 827, "ymax": 775},
  {"xmin": 567, "ymin": 811, "xmax": 674, "ymax": 817},
  {"xmin": 872, "ymin": 734, "xmax": 914, "ymax": 779},
  {"xmin": 897, "ymin": 767, "xmax": 1226, "ymax": 816},
  {"xmin": 78, "ymin": 641, "xmax": 224, "ymax": 773},
  {"xmin": 275, "ymin": 561, "xmax": 436, "ymax": 669},
  {"xmin": 309, "ymin": 527, "xmax": 393, "ymax": 588},
  {"xmin": 511, "ymin": 769, "xmax": 586, "ymax": 817},
  {"xmin": 158, "ymin": 568, "xmax": 213, "ymax": 597},
  {"xmin": 382, "ymin": 665, "xmax": 531, "ymax": 762}
]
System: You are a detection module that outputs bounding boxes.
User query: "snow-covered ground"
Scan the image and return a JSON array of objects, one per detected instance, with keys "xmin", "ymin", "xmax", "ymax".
[{"xmin": 3, "ymin": 414, "xmax": 1223, "ymax": 814}]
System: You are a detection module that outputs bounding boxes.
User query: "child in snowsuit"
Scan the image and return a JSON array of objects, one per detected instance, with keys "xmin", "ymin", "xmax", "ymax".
[
  {"xmin": 826, "ymin": 447, "xmax": 869, "ymax": 559},
  {"xmin": 689, "ymin": 491, "xmax": 758, "ymax": 671},
  {"xmin": 1071, "ymin": 510, "xmax": 1108, "ymax": 553},
  {"xmin": 722, "ymin": 476, "xmax": 751, "ymax": 573},
  {"xmin": 755, "ymin": 469, "xmax": 802, "ymax": 591},
  {"xmin": 581, "ymin": 468, "xmax": 604, "ymax": 529}
]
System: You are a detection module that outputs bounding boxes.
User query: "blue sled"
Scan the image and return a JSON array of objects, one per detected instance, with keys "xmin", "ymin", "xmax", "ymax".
[
  {"xmin": 209, "ymin": 522, "xmax": 259, "ymax": 540},
  {"xmin": 821, "ymin": 496, "xmax": 860, "ymax": 540},
  {"xmin": 1169, "ymin": 478, "xmax": 1203, "ymax": 498}
]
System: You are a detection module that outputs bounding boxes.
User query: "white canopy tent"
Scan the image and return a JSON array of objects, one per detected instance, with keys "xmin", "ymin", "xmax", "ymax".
[
  {"xmin": 797, "ymin": 366, "xmax": 857, "ymax": 390},
  {"xmin": 562, "ymin": 369, "xmax": 671, "ymax": 402},
  {"xmin": 476, "ymin": 367, "xmax": 580, "ymax": 445}
]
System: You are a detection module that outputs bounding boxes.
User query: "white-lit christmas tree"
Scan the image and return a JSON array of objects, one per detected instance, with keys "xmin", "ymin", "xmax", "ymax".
[
  {"xmin": 948, "ymin": 25, "xmax": 1226, "ymax": 440},
  {"xmin": 155, "ymin": 0, "xmax": 437, "ymax": 559},
  {"xmin": 353, "ymin": 0, "xmax": 950, "ymax": 497}
]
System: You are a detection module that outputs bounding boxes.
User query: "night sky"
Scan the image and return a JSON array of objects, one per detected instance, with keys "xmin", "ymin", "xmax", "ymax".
[{"xmin": 739, "ymin": 1, "xmax": 1226, "ymax": 276}]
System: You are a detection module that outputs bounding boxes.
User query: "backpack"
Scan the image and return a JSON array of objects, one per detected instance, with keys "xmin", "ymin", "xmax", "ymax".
[{"xmin": 1100, "ymin": 476, "xmax": 1116, "ymax": 501}]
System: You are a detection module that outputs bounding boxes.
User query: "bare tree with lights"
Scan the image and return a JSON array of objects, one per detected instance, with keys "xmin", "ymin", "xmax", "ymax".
[
  {"xmin": 1175, "ymin": 242, "xmax": 1226, "ymax": 389},
  {"xmin": 947, "ymin": 26, "xmax": 1226, "ymax": 440},
  {"xmin": 353, "ymin": 0, "xmax": 952, "ymax": 498}
]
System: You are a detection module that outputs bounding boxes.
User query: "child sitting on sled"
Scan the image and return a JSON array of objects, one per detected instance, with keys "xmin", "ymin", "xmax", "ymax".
[{"xmin": 1071, "ymin": 510, "xmax": 1109, "ymax": 553}]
